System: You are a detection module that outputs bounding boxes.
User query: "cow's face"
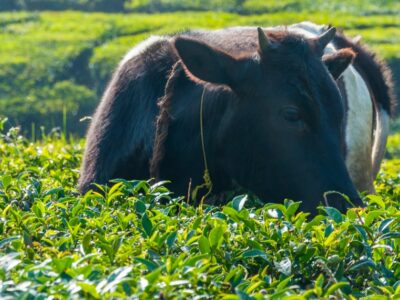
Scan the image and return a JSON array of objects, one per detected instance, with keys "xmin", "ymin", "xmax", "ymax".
[{"xmin": 174, "ymin": 28, "xmax": 363, "ymax": 214}]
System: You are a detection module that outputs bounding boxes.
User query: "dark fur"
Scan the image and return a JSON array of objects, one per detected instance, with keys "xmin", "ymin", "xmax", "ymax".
[
  {"xmin": 79, "ymin": 26, "xmax": 388, "ymax": 213},
  {"xmin": 323, "ymin": 48, "xmax": 356, "ymax": 80},
  {"xmin": 79, "ymin": 39, "xmax": 177, "ymax": 193}
]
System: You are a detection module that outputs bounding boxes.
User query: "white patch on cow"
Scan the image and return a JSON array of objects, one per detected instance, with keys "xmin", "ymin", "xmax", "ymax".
[
  {"xmin": 287, "ymin": 22, "xmax": 335, "ymax": 55},
  {"xmin": 119, "ymin": 35, "xmax": 168, "ymax": 67},
  {"xmin": 342, "ymin": 66, "xmax": 374, "ymax": 192},
  {"xmin": 371, "ymin": 109, "xmax": 390, "ymax": 177},
  {"xmin": 288, "ymin": 21, "xmax": 326, "ymax": 37}
]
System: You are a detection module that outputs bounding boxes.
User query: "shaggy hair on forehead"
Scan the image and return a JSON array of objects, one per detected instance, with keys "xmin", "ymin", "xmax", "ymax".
[
  {"xmin": 261, "ymin": 31, "xmax": 329, "ymax": 100},
  {"xmin": 261, "ymin": 31, "xmax": 312, "ymax": 56},
  {"xmin": 257, "ymin": 32, "xmax": 325, "ymax": 83}
]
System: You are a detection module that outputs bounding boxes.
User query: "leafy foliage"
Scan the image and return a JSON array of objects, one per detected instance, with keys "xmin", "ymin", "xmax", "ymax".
[
  {"xmin": 0, "ymin": 121, "xmax": 399, "ymax": 298},
  {"xmin": 0, "ymin": 0, "xmax": 125, "ymax": 12},
  {"xmin": 1, "ymin": 3, "xmax": 399, "ymax": 298},
  {"xmin": 2, "ymin": 0, "xmax": 400, "ymax": 15}
]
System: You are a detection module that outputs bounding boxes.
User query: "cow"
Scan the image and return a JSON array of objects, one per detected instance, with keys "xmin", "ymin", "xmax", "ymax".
[{"xmin": 79, "ymin": 22, "xmax": 395, "ymax": 214}]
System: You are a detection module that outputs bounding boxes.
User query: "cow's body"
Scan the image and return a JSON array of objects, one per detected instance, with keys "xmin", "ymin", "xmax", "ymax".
[{"xmin": 79, "ymin": 22, "xmax": 395, "ymax": 213}]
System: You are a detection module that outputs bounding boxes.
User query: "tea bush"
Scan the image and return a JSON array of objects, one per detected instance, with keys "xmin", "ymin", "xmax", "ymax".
[
  {"xmin": 1, "ymin": 3, "xmax": 399, "ymax": 298},
  {"xmin": 2, "ymin": 0, "xmax": 399, "ymax": 14},
  {"xmin": 0, "ymin": 119, "xmax": 399, "ymax": 298}
]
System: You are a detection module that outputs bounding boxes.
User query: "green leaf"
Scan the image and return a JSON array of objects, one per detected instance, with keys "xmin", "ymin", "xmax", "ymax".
[
  {"xmin": 324, "ymin": 282, "xmax": 349, "ymax": 296},
  {"xmin": 166, "ymin": 231, "xmax": 177, "ymax": 249},
  {"xmin": 379, "ymin": 218, "xmax": 394, "ymax": 233},
  {"xmin": 198, "ymin": 235, "xmax": 211, "ymax": 254},
  {"xmin": 232, "ymin": 194, "xmax": 248, "ymax": 212},
  {"xmin": 82, "ymin": 234, "xmax": 92, "ymax": 254},
  {"xmin": 324, "ymin": 224, "xmax": 334, "ymax": 237},
  {"xmin": 324, "ymin": 207, "xmax": 343, "ymax": 223},
  {"xmin": 209, "ymin": 226, "xmax": 224, "ymax": 250},
  {"xmin": 0, "ymin": 253, "xmax": 21, "ymax": 272},
  {"xmin": 141, "ymin": 213, "xmax": 153, "ymax": 237},
  {"xmin": 353, "ymin": 225, "xmax": 369, "ymax": 241},
  {"xmin": 107, "ymin": 182, "xmax": 123, "ymax": 198},
  {"xmin": 395, "ymin": 283, "xmax": 400, "ymax": 294},
  {"xmin": 276, "ymin": 275, "xmax": 293, "ymax": 291},
  {"xmin": 192, "ymin": 216, "xmax": 203, "ymax": 230},
  {"xmin": 145, "ymin": 267, "xmax": 163, "ymax": 285},
  {"xmin": 135, "ymin": 200, "xmax": 146, "ymax": 214},
  {"xmin": 315, "ymin": 274, "xmax": 324, "ymax": 288},
  {"xmin": 185, "ymin": 254, "xmax": 209, "ymax": 267},
  {"xmin": 377, "ymin": 232, "xmax": 400, "ymax": 241},
  {"xmin": 97, "ymin": 266, "xmax": 133, "ymax": 294},
  {"xmin": 135, "ymin": 258, "xmax": 159, "ymax": 271},
  {"xmin": 242, "ymin": 249, "xmax": 269, "ymax": 261},
  {"xmin": 235, "ymin": 288, "xmax": 253, "ymax": 300},
  {"xmin": 304, "ymin": 215, "xmax": 325, "ymax": 231},
  {"xmin": 1, "ymin": 175, "xmax": 12, "ymax": 190},
  {"xmin": 78, "ymin": 282, "xmax": 101, "ymax": 299},
  {"xmin": 0, "ymin": 236, "xmax": 21, "ymax": 248},
  {"xmin": 346, "ymin": 209, "xmax": 358, "ymax": 221},
  {"xmin": 367, "ymin": 195, "xmax": 385, "ymax": 208},
  {"xmin": 286, "ymin": 201, "xmax": 301, "ymax": 218},
  {"xmin": 223, "ymin": 206, "xmax": 240, "ymax": 222},
  {"xmin": 99, "ymin": 243, "xmax": 114, "ymax": 262},
  {"xmin": 112, "ymin": 236, "xmax": 123, "ymax": 254},
  {"xmin": 349, "ymin": 259, "xmax": 376, "ymax": 271},
  {"xmin": 365, "ymin": 210, "xmax": 385, "ymax": 226},
  {"xmin": 52, "ymin": 256, "xmax": 73, "ymax": 273},
  {"xmin": 265, "ymin": 204, "xmax": 286, "ymax": 217}
]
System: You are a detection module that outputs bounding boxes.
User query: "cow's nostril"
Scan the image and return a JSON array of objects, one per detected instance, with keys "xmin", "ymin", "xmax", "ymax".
[
  {"xmin": 324, "ymin": 191, "xmax": 363, "ymax": 212},
  {"xmin": 349, "ymin": 196, "xmax": 365, "ymax": 208}
]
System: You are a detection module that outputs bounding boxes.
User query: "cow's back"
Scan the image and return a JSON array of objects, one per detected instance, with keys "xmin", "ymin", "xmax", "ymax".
[{"xmin": 79, "ymin": 36, "xmax": 178, "ymax": 193}]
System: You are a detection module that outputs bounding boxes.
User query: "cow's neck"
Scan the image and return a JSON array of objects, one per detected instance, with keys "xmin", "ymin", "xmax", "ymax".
[{"xmin": 158, "ymin": 79, "xmax": 235, "ymax": 202}]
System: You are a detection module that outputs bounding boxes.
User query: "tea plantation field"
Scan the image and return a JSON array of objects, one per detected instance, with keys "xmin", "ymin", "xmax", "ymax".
[
  {"xmin": 1, "ymin": 2, "xmax": 400, "ymax": 298},
  {"xmin": 0, "ymin": 124, "xmax": 400, "ymax": 298},
  {"xmin": 0, "ymin": 9, "xmax": 399, "ymax": 136}
]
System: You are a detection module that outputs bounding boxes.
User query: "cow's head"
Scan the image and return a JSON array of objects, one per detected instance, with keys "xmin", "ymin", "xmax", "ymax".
[{"xmin": 174, "ymin": 27, "xmax": 363, "ymax": 214}]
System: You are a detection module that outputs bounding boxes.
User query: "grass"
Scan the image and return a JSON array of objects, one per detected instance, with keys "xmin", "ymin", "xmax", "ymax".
[
  {"xmin": 0, "ymin": 10, "xmax": 399, "ymax": 136},
  {"xmin": 0, "ymin": 117, "xmax": 400, "ymax": 298}
]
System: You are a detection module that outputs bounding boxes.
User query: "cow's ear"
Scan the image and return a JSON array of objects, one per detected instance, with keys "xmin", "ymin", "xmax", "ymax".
[
  {"xmin": 323, "ymin": 48, "xmax": 356, "ymax": 79},
  {"xmin": 174, "ymin": 37, "xmax": 240, "ymax": 86}
]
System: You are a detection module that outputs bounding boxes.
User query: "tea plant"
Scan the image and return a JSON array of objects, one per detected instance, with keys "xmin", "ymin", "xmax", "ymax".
[{"xmin": 0, "ymin": 119, "xmax": 399, "ymax": 299}]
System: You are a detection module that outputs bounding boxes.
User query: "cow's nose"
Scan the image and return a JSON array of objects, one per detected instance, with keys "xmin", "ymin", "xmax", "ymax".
[
  {"xmin": 349, "ymin": 196, "xmax": 365, "ymax": 208},
  {"xmin": 324, "ymin": 192, "xmax": 364, "ymax": 212}
]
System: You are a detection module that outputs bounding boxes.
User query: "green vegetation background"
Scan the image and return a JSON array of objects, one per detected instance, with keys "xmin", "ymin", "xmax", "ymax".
[
  {"xmin": 0, "ymin": 0, "xmax": 399, "ymax": 136},
  {"xmin": 0, "ymin": 1, "xmax": 400, "ymax": 298}
]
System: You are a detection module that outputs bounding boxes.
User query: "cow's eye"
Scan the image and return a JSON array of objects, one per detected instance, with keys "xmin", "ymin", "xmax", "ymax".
[
  {"xmin": 280, "ymin": 106, "xmax": 306, "ymax": 130},
  {"xmin": 281, "ymin": 107, "xmax": 301, "ymax": 122}
]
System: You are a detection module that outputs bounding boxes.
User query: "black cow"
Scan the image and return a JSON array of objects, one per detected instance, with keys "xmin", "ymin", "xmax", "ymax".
[{"xmin": 79, "ymin": 22, "xmax": 395, "ymax": 213}]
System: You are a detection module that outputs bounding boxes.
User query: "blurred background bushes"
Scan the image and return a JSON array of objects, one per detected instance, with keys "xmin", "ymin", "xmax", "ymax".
[{"xmin": 0, "ymin": 1, "xmax": 399, "ymax": 136}]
